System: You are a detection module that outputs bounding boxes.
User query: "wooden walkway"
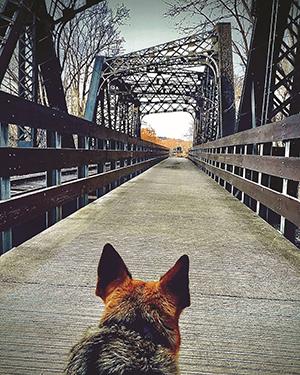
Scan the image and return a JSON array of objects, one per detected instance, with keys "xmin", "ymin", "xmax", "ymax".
[{"xmin": 0, "ymin": 157, "xmax": 300, "ymax": 374}]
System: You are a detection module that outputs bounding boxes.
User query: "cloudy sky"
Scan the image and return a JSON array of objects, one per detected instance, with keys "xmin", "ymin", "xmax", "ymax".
[{"xmin": 107, "ymin": 0, "xmax": 193, "ymax": 140}]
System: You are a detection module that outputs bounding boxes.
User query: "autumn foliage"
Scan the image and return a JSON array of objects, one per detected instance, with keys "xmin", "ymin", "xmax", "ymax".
[{"xmin": 141, "ymin": 126, "xmax": 192, "ymax": 155}]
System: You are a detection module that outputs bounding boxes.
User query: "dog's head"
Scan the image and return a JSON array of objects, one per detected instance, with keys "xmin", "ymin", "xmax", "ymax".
[{"xmin": 95, "ymin": 243, "xmax": 190, "ymax": 353}]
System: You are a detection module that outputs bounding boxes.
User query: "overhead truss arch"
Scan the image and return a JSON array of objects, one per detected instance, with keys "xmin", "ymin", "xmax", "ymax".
[{"xmin": 91, "ymin": 23, "xmax": 236, "ymax": 144}]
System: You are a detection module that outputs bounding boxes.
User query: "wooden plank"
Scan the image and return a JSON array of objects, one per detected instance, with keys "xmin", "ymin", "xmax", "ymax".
[
  {"xmin": 192, "ymin": 113, "xmax": 300, "ymax": 149},
  {"xmin": 192, "ymin": 152, "xmax": 300, "ymax": 181},
  {"xmin": 189, "ymin": 156, "xmax": 300, "ymax": 228},
  {"xmin": 1, "ymin": 158, "xmax": 300, "ymax": 375},
  {"xmin": 0, "ymin": 156, "xmax": 167, "ymax": 232},
  {"xmin": 0, "ymin": 91, "xmax": 168, "ymax": 151},
  {"xmin": 0, "ymin": 148, "xmax": 168, "ymax": 177}
]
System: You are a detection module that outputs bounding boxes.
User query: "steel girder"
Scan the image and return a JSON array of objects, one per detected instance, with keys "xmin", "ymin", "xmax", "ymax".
[
  {"xmin": 46, "ymin": 0, "xmax": 100, "ymax": 24},
  {"xmin": 94, "ymin": 23, "xmax": 235, "ymax": 144},
  {"xmin": 0, "ymin": 0, "xmax": 103, "ymax": 148},
  {"xmin": 237, "ymin": 0, "xmax": 300, "ymax": 131}
]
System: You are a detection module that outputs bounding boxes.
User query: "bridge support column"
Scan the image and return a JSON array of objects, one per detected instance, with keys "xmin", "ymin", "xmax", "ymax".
[
  {"xmin": 215, "ymin": 23, "xmax": 236, "ymax": 137},
  {"xmin": 193, "ymin": 108, "xmax": 202, "ymax": 146},
  {"xmin": 237, "ymin": 0, "xmax": 293, "ymax": 130},
  {"xmin": 78, "ymin": 56, "xmax": 105, "ymax": 206},
  {"xmin": 133, "ymin": 102, "xmax": 141, "ymax": 138}
]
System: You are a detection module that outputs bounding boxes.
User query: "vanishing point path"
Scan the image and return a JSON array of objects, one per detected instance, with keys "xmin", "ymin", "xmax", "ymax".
[{"xmin": 0, "ymin": 158, "xmax": 300, "ymax": 374}]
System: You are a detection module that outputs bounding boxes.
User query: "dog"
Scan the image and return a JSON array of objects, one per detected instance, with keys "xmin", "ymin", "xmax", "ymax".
[{"xmin": 65, "ymin": 243, "xmax": 190, "ymax": 374}]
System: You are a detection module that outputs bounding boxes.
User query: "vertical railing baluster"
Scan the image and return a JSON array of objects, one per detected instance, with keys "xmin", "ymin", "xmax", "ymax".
[
  {"xmin": 78, "ymin": 134, "xmax": 89, "ymax": 207},
  {"xmin": 216, "ymin": 148, "xmax": 220, "ymax": 184},
  {"xmin": 96, "ymin": 138, "xmax": 104, "ymax": 198},
  {"xmin": 119, "ymin": 141, "xmax": 125, "ymax": 185},
  {"xmin": 256, "ymin": 143, "xmax": 264, "ymax": 215},
  {"xmin": 110, "ymin": 139, "xmax": 116, "ymax": 189},
  {"xmin": 280, "ymin": 141, "xmax": 290, "ymax": 234},
  {"xmin": 46, "ymin": 131, "xmax": 62, "ymax": 227},
  {"xmin": 225, "ymin": 146, "xmax": 229, "ymax": 190},
  {"xmin": 231, "ymin": 145, "xmax": 236, "ymax": 195},
  {"xmin": 0, "ymin": 122, "xmax": 12, "ymax": 253},
  {"xmin": 241, "ymin": 145, "xmax": 247, "ymax": 203}
]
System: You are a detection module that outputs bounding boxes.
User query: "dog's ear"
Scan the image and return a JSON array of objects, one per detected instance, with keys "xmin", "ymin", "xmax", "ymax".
[
  {"xmin": 96, "ymin": 243, "xmax": 132, "ymax": 300},
  {"xmin": 160, "ymin": 255, "xmax": 190, "ymax": 309}
]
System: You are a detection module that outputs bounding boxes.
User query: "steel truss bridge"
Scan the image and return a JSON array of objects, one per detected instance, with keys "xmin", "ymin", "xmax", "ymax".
[
  {"xmin": 94, "ymin": 24, "xmax": 235, "ymax": 145},
  {"xmin": 0, "ymin": 0, "xmax": 300, "ymax": 374}
]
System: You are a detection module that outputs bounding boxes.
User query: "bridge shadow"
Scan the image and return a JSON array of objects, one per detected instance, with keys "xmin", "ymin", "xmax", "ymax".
[{"xmin": 0, "ymin": 157, "xmax": 299, "ymax": 374}]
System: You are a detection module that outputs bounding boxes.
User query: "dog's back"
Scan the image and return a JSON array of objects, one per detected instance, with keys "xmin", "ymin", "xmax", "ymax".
[
  {"xmin": 65, "ymin": 324, "xmax": 177, "ymax": 374},
  {"xmin": 65, "ymin": 244, "xmax": 190, "ymax": 375}
]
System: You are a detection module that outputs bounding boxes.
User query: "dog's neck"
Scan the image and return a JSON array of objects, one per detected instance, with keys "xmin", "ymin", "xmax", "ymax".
[{"xmin": 101, "ymin": 317, "xmax": 172, "ymax": 349}]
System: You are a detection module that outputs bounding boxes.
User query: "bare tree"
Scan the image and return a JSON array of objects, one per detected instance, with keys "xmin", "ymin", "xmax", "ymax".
[
  {"xmin": 183, "ymin": 120, "xmax": 194, "ymax": 140},
  {"xmin": 56, "ymin": 2, "xmax": 129, "ymax": 116},
  {"xmin": 165, "ymin": 0, "xmax": 255, "ymax": 72}
]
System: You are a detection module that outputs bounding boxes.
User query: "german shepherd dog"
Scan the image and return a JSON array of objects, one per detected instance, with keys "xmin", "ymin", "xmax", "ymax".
[{"xmin": 65, "ymin": 243, "xmax": 190, "ymax": 375}]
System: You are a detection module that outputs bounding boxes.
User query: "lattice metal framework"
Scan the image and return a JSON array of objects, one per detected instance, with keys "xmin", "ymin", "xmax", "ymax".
[
  {"xmin": 272, "ymin": 0, "xmax": 300, "ymax": 119},
  {"xmin": 0, "ymin": 0, "xmax": 102, "ymax": 147},
  {"xmin": 238, "ymin": 0, "xmax": 300, "ymax": 131},
  {"xmin": 94, "ymin": 24, "xmax": 236, "ymax": 144}
]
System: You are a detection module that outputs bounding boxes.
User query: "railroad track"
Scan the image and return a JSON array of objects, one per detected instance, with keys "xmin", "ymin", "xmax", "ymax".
[{"xmin": 10, "ymin": 164, "xmax": 116, "ymax": 196}]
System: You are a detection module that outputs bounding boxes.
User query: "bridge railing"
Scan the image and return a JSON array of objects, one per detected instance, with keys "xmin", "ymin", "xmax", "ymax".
[
  {"xmin": 189, "ymin": 114, "xmax": 300, "ymax": 243},
  {"xmin": 0, "ymin": 91, "xmax": 169, "ymax": 253}
]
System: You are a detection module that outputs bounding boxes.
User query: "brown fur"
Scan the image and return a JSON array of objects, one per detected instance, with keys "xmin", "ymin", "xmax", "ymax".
[{"xmin": 65, "ymin": 243, "xmax": 190, "ymax": 374}]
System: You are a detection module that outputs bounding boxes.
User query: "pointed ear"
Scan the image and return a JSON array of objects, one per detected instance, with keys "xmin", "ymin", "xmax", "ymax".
[
  {"xmin": 160, "ymin": 255, "xmax": 190, "ymax": 309},
  {"xmin": 96, "ymin": 243, "xmax": 132, "ymax": 300}
]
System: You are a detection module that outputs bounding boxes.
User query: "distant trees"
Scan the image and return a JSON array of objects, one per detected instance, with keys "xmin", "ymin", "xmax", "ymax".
[
  {"xmin": 56, "ymin": 2, "xmax": 129, "ymax": 116},
  {"xmin": 141, "ymin": 125, "xmax": 192, "ymax": 153},
  {"xmin": 141, "ymin": 126, "xmax": 160, "ymax": 144}
]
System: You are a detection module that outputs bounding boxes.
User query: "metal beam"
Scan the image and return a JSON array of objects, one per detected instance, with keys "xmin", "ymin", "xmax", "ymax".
[
  {"xmin": 237, "ymin": 0, "xmax": 293, "ymax": 131},
  {"xmin": 0, "ymin": 0, "xmax": 32, "ymax": 84},
  {"xmin": 215, "ymin": 23, "xmax": 236, "ymax": 137},
  {"xmin": 35, "ymin": 0, "xmax": 74, "ymax": 148},
  {"xmin": 84, "ymin": 56, "xmax": 105, "ymax": 122},
  {"xmin": 0, "ymin": 122, "xmax": 12, "ymax": 253}
]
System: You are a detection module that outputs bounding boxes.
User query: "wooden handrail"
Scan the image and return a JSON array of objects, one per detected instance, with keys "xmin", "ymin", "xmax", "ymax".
[
  {"xmin": 194, "ymin": 152, "xmax": 300, "ymax": 181},
  {"xmin": 0, "ymin": 90, "xmax": 170, "ymax": 252},
  {"xmin": 189, "ymin": 114, "xmax": 300, "ymax": 242},
  {"xmin": 190, "ymin": 155, "xmax": 300, "ymax": 228},
  {"xmin": 0, "ymin": 90, "xmax": 168, "ymax": 151},
  {"xmin": 192, "ymin": 113, "xmax": 300, "ymax": 149},
  {"xmin": 0, "ymin": 157, "xmax": 167, "ymax": 232},
  {"xmin": 0, "ymin": 148, "xmax": 168, "ymax": 177}
]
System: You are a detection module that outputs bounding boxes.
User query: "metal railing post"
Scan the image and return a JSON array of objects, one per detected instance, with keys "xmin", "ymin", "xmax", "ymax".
[{"xmin": 0, "ymin": 122, "xmax": 12, "ymax": 253}]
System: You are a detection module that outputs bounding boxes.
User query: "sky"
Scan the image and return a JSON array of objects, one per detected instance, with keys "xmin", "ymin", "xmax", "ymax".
[{"xmin": 107, "ymin": 0, "xmax": 193, "ymax": 140}]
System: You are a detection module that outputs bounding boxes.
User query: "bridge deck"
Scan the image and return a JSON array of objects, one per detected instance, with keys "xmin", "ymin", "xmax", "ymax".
[{"xmin": 0, "ymin": 157, "xmax": 300, "ymax": 374}]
